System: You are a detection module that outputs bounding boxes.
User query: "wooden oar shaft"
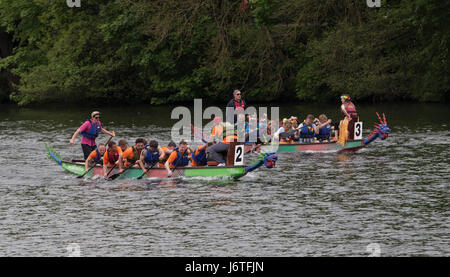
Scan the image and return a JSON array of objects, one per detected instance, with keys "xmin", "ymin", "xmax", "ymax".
[
  {"xmin": 105, "ymin": 163, "xmax": 117, "ymax": 178},
  {"xmin": 137, "ymin": 162, "xmax": 157, "ymax": 179},
  {"xmin": 104, "ymin": 135, "xmax": 114, "ymax": 147},
  {"xmin": 78, "ymin": 162, "xmax": 98, "ymax": 178}
]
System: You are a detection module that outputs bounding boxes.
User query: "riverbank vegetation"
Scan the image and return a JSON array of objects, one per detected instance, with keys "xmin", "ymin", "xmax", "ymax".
[{"xmin": 0, "ymin": 0, "xmax": 448, "ymax": 105}]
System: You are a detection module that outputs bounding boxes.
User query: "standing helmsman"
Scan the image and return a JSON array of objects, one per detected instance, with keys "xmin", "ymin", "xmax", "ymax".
[
  {"xmin": 70, "ymin": 111, "xmax": 115, "ymax": 159},
  {"xmin": 226, "ymin": 89, "xmax": 246, "ymax": 124}
]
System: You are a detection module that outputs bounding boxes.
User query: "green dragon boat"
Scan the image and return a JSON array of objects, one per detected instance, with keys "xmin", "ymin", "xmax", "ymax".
[{"xmin": 46, "ymin": 143, "xmax": 277, "ymax": 180}]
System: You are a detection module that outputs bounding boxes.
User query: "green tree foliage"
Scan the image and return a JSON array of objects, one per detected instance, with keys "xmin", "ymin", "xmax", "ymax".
[
  {"xmin": 296, "ymin": 0, "xmax": 450, "ymax": 102},
  {"xmin": 0, "ymin": 0, "xmax": 448, "ymax": 105}
]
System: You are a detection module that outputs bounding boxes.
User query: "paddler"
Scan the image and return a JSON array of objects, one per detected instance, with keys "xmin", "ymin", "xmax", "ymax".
[
  {"xmin": 273, "ymin": 118, "xmax": 295, "ymax": 143},
  {"xmin": 290, "ymin": 116, "xmax": 300, "ymax": 142},
  {"xmin": 211, "ymin": 116, "xmax": 223, "ymax": 142},
  {"xmin": 246, "ymin": 112, "xmax": 262, "ymax": 144},
  {"xmin": 165, "ymin": 140, "xmax": 193, "ymax": 177},
  {"xmin": 191, "ymin": 141, "xmax": 214, "ymax": 166},
  {"xmin": 298, "ymin": 114, "xmax": 317, "ymax": 143},
  {"xmin": 70, "ymin": 111, "xmax": 115, "ymax": 159},
  {"xmin": 84, "ymin": 144, "xmax": 106, "ymax": 173},
  {"xmin": 207, "ymin": 122, "xmax": 237, "ymax": 166},
  {"xmin": 137, "ymin": 140, "xmax": 166, "ymax": 174},
  {"xmin": 235, "ymin": 113, "xmax": 250, "ymax": 142},
  {"xmin": 340, "ymin": 95, "xmax": 358, "ymax": 140},
  {"xmin": 118, "ymin": 139, "xmax": 129, "ymax": 152},
  {"xmin": 102, "ymin": 141, "xmax": 122, "ymax": 177},
  {"xmin": 314, "ymin": 114, "xmax": 332, "ymax": 142},
  {"xmin": 118, "ymin": 138, "xmax": 146, "ymax": 173},
  {"xmin": 159, "ymin": 141, "xmax": 177, "ymax": 167}
]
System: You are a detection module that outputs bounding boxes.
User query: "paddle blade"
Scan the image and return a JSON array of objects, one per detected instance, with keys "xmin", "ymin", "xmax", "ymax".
[
  {"xmin": 108, "ymin": 173, "xmax": 121, "ymax": 180},
  {"xmin": 137, "ymin": 172, "xmax": 146, "ymax": 179}
]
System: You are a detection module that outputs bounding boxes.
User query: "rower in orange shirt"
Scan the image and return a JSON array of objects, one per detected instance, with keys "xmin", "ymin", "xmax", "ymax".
[
  {"xmin": 102, "ymin": 141, "xmax": 122, "ymax": 177},
  {"xmin": 84, "ymin": 144, "xmax": 106, "ymax": 173},
  {"xmin": 118, "ymin": 138, "xmax": 146, "ymax": 173},
  {"xmin": 164, "ymin": 140, "xmax": 193, "ymax": 177},
  {"xmin": 159, "ymin": 140, "xmax": 176, "ymax": 167},
  {"xmin": 191, "ymin": 142, "xmax": 214, "ymax": 166},
  {"xmin": 207, "ymin": 122, "xmax": 237, "ymax": 165},
  {"xmin": 211, "ymin": 116, "xmax": 223, "ymax": 142}
]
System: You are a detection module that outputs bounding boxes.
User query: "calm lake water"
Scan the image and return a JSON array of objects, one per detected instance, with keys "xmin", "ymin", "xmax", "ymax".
[{"xmin": 0, "ymin": 102, "xmax": 448, "ymax": 256}]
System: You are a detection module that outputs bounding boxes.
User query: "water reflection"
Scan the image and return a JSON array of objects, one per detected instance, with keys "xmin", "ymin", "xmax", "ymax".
[{"xmin": 337, "ymin": 153, "xmax": 353, "ymax": 162}]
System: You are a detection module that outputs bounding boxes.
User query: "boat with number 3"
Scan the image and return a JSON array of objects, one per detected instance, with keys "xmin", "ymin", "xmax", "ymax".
[{"xmin": 245, "ymin": 113, "xmax": 390, "ymax": 153}]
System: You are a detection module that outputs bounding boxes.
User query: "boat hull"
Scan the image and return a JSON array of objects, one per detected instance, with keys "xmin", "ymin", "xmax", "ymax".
[
  {"xmin": 61, "ymin": 161, "xmax": 247, "ymax": 180},
  {"xmin": 245, "ymin": 140, "xmax": 365, "ymax": 153}
]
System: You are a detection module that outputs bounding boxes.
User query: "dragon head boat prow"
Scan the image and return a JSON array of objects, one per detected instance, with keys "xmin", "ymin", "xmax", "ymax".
[
  {"xmin": 364, "ymin": 112, "xmax": 391, "ymax": 145},
  {"xmin": 245, "ymin": 152, "xmax": 278, "ymax": 173}
]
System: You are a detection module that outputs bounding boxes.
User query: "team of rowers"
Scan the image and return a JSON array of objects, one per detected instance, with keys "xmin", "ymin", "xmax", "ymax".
[
  {"xmin": 82, "ymin": 137, "xmax": 201, "ymax": 177},
  {"xmin": 273, "ymin": 113, "xmax": 336, "ymax": 143},
  {"xmin": 69, "ymin": 92, "xmax": 358, "ymax": 177},
  {"xmin": 69, "ymin": 111, "xmax": 236, "ymax": 177},
  {"xmin": 272, "ymin": 94, "xmax": 358, "ymax": 143}
]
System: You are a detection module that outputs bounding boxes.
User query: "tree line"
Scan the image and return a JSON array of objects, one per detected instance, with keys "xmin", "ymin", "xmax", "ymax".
[{"xmin": 0, "ymin": 0, "xmax": 448, "ymax": 105}]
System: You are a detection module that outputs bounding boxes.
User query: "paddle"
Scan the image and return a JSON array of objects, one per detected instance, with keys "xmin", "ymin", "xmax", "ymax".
[
  {"xmin": 191, "ymin": 124, "xmax": 208, "ymax": 143},
  {"xmin": 137, "ymin": 162, "xmax": 157, "ymax": 180},
  {"xmin": 78, "ymin": 160, "xmax": 100, "ymax": 179},
  {"xmin": 278, "ymin": 129, "xmax": 297, "ymax": 138},
  {"xmin": 104, "ymin": 163, "xmax": 118, "ymax": 179},
  {"xmin": 168, "ymin": 148, "xmax": 190, "ymax": 178},
  {"xmin": 108, "ymin": 161, "xmax": 137, "ymax": 180},
  {"xmin": 77, "ymin": 135, "xmax": 114, "ymax": 178}
]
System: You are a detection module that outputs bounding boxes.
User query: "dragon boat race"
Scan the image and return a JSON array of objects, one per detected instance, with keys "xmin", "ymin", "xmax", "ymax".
[{"xmin": 0, "ymin": 0, "xmax": 447, "ymax": 267}]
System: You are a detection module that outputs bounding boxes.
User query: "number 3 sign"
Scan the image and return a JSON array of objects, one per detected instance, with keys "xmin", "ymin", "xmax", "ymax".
[{"xmin": 354, "ymin": 122, "xmax": 363, "ymax": 140}]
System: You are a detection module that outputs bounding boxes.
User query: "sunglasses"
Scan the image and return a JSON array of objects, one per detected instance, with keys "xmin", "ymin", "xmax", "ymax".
[{"xmin": 94, "ymin": 116, "xmax": 100, "ymax": 119}]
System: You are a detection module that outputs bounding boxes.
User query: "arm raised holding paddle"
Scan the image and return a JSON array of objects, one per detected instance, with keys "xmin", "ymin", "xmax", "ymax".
[{"xmin": 69, "ymin": 111, "xmax": 115, "ymax": 160}]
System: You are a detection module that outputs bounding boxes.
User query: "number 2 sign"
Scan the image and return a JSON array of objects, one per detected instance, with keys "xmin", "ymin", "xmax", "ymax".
[{"xmin": 234, "ymin": 145, "xmax": 244, "ymax": 166}]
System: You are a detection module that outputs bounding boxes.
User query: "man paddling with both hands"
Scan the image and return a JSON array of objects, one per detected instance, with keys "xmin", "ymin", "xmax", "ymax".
[
  {"xmin": 165, "ymin": 140, "xmax": 193, "ymax": 177},
  {"xmin": 84, "ymin": 144, "xmax": 106, "ymax": 173},
  {"xmin": 137, "ymin": 140, "xmax": 166, "ymax": 175},
  {"xmin": 118, "ymin": 138, "xmax": 147, "ymax": 173},
  {"xmin": 102, "ymin": 141, "xmax": 123, "ymax": 178},
  {"xmin": 70, "ymin": 111, "xmax": 115, "ymax": 159}
]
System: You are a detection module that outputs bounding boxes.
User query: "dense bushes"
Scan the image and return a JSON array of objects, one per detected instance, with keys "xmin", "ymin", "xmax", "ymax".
[{"xmin": 0, "ymin": 0, "xmax": 448, "ymax": 105}]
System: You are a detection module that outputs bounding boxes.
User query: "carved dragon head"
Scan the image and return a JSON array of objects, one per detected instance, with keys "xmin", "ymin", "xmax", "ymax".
[
  {"xmin": 370, "ymin": 112, "xmax": 391, "ymax": 140},
  {"xmin": 263, "ymin": 152, "xmax": 278, "ymax": 168}
]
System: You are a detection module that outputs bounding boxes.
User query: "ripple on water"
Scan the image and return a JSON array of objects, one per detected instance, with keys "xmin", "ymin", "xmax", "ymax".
[{"xmin": 0, "ymin": 107, "xmax": 449, "ymax": 256}]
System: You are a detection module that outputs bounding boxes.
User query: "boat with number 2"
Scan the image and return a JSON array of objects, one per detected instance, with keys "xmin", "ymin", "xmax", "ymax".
[{"xmin": 46, "ymin": 143, "xmax": 277, "ymax": 180}]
